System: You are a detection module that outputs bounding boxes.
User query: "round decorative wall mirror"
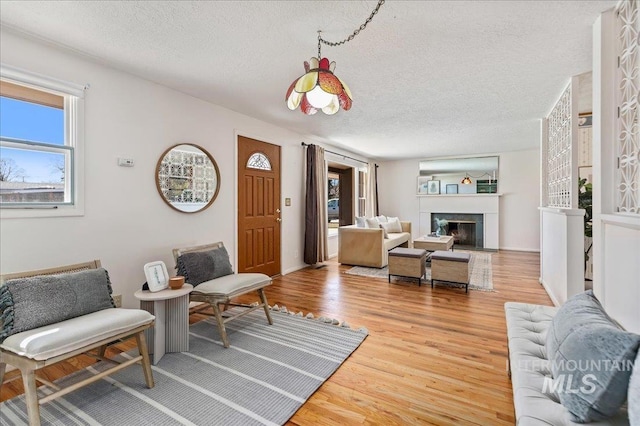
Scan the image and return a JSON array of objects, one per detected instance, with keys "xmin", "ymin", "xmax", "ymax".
[{"xmin": 155, "ymin": 143, "xmax": 220, "ymax": 213}]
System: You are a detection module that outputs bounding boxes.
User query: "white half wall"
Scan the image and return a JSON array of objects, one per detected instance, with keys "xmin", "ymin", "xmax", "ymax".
[
  {"xmin": 377, "ymin": 149, "xmax": 540, "ymax": 252},
  {"xmin": 1, "ymin": 29, "xmax": 363, "ymax": 307},
  {"xmin": 539, "ymin": 207, "xmax": 586, "ymax": 306}
]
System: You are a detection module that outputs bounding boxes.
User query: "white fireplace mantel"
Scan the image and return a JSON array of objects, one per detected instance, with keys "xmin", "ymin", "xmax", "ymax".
[{"xmin": 418, "ymin": 194, "xmax": 501, "ymax": 249}]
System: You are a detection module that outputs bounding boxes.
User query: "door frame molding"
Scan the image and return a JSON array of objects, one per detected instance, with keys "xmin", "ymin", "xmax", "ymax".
[{"xmin": 234, "ymin": 130, "xmax": 283, "ymax": 274}]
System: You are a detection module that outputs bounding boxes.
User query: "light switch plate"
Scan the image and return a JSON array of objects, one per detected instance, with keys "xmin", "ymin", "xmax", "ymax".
[{"xmin": 285, "ymin": 198, "xmax": 291, "ymax": 206}]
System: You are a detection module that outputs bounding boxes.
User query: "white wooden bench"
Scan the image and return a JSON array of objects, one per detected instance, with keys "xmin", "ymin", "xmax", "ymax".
[
  {"xmin": 172, "ymin": 242, "xmax": 273, "ymax": 348},
  {"xmin": 0, "ymin": 260, "xmax": 155, "ymax": 426}
]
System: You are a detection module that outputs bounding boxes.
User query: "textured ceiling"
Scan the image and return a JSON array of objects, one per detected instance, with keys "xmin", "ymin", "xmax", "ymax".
[{"xmin": 0, "ymin": 0, "xmax": 617, "ymax": 160}]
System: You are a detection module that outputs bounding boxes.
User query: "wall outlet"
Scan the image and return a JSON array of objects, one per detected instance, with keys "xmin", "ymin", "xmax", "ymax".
[{"xmin": 112, "ymin": 294, "xmax": 122, "ymax": 308}]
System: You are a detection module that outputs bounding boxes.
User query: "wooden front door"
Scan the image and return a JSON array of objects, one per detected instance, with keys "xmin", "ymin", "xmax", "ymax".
[{"xmin": 237, "ymin": 136, "xmax": 281, "ymax": 276}]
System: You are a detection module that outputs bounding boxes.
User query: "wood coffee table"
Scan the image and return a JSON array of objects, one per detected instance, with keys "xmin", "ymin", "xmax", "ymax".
[{"xmin": 413, "ymin": 235, "xmax": 454, "ymax": 252}]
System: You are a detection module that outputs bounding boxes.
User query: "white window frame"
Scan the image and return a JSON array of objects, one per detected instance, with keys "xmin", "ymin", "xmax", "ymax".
[{"xmin": 0, "ymin": 64, "xmax": 86, "ymax": 218}]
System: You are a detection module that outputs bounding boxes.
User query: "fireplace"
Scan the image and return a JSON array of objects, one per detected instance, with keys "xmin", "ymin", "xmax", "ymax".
[{"xmin": 431, "ymin": 213, "xmax": 484, "ymax": 249}]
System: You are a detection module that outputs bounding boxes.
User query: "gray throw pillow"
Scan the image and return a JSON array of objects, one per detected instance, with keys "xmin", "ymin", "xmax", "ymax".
[
  {"xmin": 0, "ymin": 268, "xmax": 115, "ymax": 342},
  {"xmin": 629, "ymin": 350, "xmax": 640, "ymax": 425},
  {"xmin": 208, "ymin": 246, "xmax": 234, "ymax": 279},
  {"xmin": 177, "ymin": 251, "xmax": 216, "ymax": 285},
  {"xmin": 177, "ymin": 247, "xmax": 234, "ymax": 286},
  {"xmin": 546, "ymin": 290, "xmax": 612, "ymax": 361},
  {"xmin": 355, "ymin": 216, "xmax": 366, "ymax": 228},
  {"xmin": 551, "ymin": 324, "xmax": 640, "ymax": 422}
]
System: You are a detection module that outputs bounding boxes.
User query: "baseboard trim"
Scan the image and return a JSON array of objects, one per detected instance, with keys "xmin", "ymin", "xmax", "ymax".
[
  {"xmin": 499, "ymin": 247, "xmax": 540, "ymax": 253},
  {"xmin": 539, "ymin": 278, "xmax": 561, "ymax": 307},
  {"xmin": 282, "ymin": 264, "xmax": 307, "ymax": 276}
]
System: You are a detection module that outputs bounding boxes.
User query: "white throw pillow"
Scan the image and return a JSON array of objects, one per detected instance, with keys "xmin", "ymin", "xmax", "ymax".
[
  {"xmin": 375, "ymin": 215, "xmax": 388, "ymax": 223},
  {"xmin": 365, "ymin": 217, "xmax": 379, "ymax": 229},
  {"xmin": 379, "ymin": 223, "xmax": 389, "ymax": 238},
  {"xmin": 384, "ymin": 217, "xmax": 403, "ymax": 233},
  {"xmin": 355, "ymin": 216, "xmax": 366, "ymax": 228}
]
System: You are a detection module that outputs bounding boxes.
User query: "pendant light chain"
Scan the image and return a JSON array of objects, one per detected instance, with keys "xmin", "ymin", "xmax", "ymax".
[{"xmin": 316, "ymin": 0, "xmax": 385, "ymax": 58}]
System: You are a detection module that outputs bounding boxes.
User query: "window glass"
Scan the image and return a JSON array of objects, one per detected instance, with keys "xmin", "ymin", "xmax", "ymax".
[
  {"xmin": 0, "ymin": 73, "xmax": 80, "ymax": 211},
  {"xmin": 247, "ymin": 152, "xmax": 272, "ymax": 170},
  {"xmin": 0, "ymin": 97, "xmax": 64, "ymax": 144}
]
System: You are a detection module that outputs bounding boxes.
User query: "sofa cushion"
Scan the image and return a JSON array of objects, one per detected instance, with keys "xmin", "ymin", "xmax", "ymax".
[
  {"xmin": 355, "ymin": 216, "xmax": 366, "ymax": 228},
  {"xmin": 384, "ymin": 232, "xmax": 409, "ymax": 251},
  {"xmin": 0, "ymin": 268, "xmax": 115, "ymax": 343},
  {"xmin": 548, "ymin": 291, "xmax": 640, "ymax": 423},
  {"xmin": 375, "ymin": 215, "xmax": 388, "ymax": 223}
]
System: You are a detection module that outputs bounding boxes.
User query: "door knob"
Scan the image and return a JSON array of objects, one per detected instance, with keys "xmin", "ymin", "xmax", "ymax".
[
  {"xmin": 276, "ymin": 208, "xmax": 281, "ymax": 214},
  {"xmin": 276, "ymin": 218, "xmax": 282, "ymax": 222}
]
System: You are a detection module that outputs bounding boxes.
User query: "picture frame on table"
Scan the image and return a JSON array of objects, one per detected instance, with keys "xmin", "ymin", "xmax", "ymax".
[
  {"xmin": 143, "ymin": 261, "xmax": 169, "ymax": 292},
  {"xmin": 427, "ymin": 180, "xmax": 440, "ymax": 195},
  {"xmin": 446, "ymin": 184, "xmax": 458, "ymax": 194}
]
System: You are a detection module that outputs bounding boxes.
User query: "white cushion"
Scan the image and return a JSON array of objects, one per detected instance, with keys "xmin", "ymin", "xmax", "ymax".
[
  {"xmin": 355, "ymin": 216, "xmax": 366, "ymax": 228},
  {"xmin": 375, "ymin": 215, "xmax": 388, "ymax": 223},
  {"xmin": 192, "ymin": 273, "xmax": 271, "ymax": 298},
  {"xmin": 381, "ymin": 217, "xmax": 402, "ymax": 233},
  {"xmin": 0, "ymin": 308, "xmax": 154, "ymax": 361},
  {"xmin": 365, "ymin": 217, "xmax": 379, "ymax": 229},
  {"xmin": 384, "ymin": 232, "xmax": 409, "ymax": 250}
]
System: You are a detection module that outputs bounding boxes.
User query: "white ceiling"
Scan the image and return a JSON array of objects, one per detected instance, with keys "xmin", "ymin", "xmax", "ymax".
[{"xmin": 0, "ymin": 0, "xmax": 616, "ymax": 161}]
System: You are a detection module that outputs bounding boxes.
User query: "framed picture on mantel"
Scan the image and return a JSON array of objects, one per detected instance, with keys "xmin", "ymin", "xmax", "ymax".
[
  {"xmin": 417, "ymin": 176, "xmax": 430, "ymax": 194},
  {"xmin": 427, "ymin": 180, "xmax": 440, "ymax": 195}
]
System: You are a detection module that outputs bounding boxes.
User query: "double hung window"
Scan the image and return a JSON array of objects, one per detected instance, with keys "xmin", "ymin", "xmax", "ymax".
[{"xmin": 0, "ymin": 65, "xmax": 85, "ymax": 216}]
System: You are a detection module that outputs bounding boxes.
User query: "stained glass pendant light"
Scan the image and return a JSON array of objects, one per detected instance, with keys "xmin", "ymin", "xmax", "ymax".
[
  {"xmin": 285, "ymin": 46, "xmax": 352, "ymax": 115},
  {"xmin": 461, "ymin": 174, "xmax": 473, "ymax": 185},
  {"xmin": 285, "ymin": 0, "xmax": 385, "ymax": 115}
]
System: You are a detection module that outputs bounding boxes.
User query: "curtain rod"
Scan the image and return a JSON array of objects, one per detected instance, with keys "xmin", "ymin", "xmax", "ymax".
[{"xmin": 301, "ymin": 142, "xmax": 369, "ymax": 165}]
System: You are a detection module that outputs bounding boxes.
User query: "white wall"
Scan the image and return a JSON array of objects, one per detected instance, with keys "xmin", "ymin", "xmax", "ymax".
[
  {"xmin": 377, "ymin": 149, "xmax": 540, "ymax": 252},
  {"xmin": 0, "ymin": 29, "xmax": 347, "ymax": 308}
]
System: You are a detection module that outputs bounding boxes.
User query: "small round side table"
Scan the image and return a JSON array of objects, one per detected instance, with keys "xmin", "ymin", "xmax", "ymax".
[{"xmin": 134, "ymin": 284, "xmax": 193, "ymax": 365}]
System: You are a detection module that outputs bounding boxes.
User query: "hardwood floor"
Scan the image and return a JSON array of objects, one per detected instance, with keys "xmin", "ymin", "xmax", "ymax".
[{"xmin": 1, "ymin": 250, "xmax": 550, "ymax": 425}]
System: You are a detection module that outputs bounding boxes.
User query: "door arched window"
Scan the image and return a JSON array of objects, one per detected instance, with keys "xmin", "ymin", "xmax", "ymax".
[{"xmin": 246, "ymin": 152, "xmax": 272, "ymax": 171}]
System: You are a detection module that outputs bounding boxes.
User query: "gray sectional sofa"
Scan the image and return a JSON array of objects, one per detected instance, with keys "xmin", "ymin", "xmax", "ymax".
[{"xmin": 505, "ymin": 291, "xmax": 639, "ymax": 425}]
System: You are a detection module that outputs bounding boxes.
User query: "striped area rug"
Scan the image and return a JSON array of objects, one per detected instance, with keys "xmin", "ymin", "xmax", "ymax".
[{"xmin": 0, "ymin": 308, "xmax": 368, "ymax": 426}]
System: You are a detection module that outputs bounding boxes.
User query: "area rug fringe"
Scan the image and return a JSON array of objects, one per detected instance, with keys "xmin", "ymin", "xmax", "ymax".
[{"xmin": 256, "ymin": 303, "xmax": 365, "ymax": 333}]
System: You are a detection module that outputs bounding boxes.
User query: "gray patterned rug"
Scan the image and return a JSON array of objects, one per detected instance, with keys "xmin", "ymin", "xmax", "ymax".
[
  {"xmin": 344, "ymin": 250, "xmax": 494, "ymax": 291},
  {"xmin": 0, "ymin": 308, "xmax": 368, "ymax": 426}
]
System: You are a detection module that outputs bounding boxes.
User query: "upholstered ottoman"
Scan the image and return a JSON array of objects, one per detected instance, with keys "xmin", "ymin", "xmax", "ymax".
[
  {"xmin": 388, "ymin": 247, "xmax": 427, "ymax": 286},
  {"xmin": 431, "ymin": 250, "xmax": 471, "ymax": 292}
]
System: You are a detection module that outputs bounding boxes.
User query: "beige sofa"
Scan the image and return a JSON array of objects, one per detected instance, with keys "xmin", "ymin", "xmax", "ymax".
[{"xmin": 338, "ymin": 221, "xmax": 412, "ymax": 268}]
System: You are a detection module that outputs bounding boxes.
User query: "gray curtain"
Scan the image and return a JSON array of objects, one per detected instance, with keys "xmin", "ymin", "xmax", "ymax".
[{"xmin": 303, "ymin": 144, "xmax": 328, "ymax": 265}]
